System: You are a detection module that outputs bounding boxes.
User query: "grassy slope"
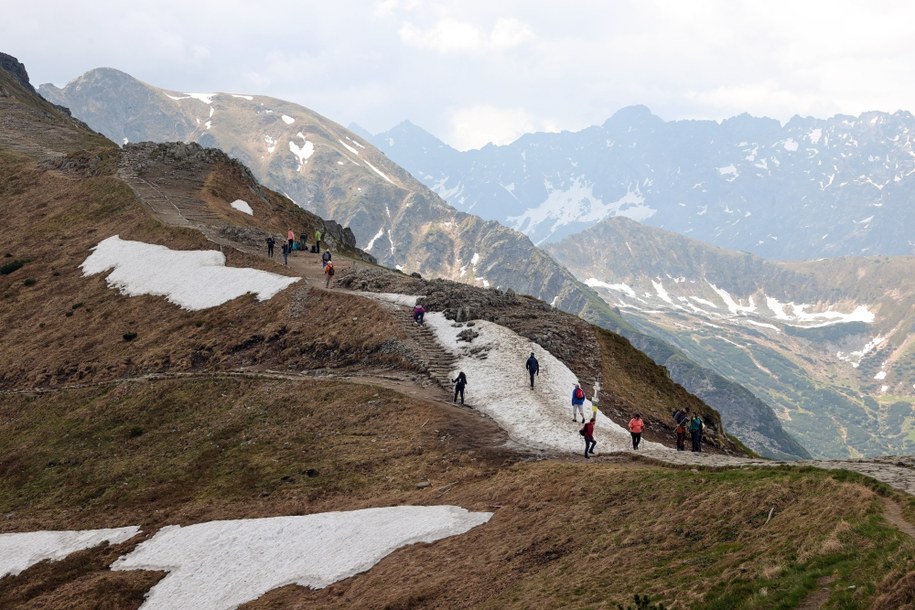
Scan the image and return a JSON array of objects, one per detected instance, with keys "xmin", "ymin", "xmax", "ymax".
[
  {"xmin": 2, "ymin": 65, "xmax": 913, "ymax": 608},
  {"xmin": 1, "ymin": 377, "xmax": 913, "ymax": 609}
]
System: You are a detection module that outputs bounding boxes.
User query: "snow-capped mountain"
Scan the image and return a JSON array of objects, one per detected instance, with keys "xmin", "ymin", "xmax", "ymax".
[
  {"xmin": 370, "ymin": 106, "xmax": 915, "ymax": 260},
  {"xmin": 546, "ymin": 216, "xmax": 915, "ymax": 458}
]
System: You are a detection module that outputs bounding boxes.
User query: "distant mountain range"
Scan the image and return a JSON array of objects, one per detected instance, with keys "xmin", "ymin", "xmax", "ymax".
[
  {"xmin": 544, "ymin": 216, "xmax": 915, "ymax": 458},
  {"xmin": 369, "ymin": 107, "xmax": 915, "ymax": 260},
  {"xmin": 40, "ymin": 68, "xmax": 811, "ymax": 459}
]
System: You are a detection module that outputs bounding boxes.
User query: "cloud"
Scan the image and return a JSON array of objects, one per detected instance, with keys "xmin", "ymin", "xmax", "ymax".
[
  {"xmin": 447, "ymin": 105, "xmax": 558, "ymax": 150},
  {"xmin": 399, "ymin": 16, "xmax": 533, "ymax": 54}
]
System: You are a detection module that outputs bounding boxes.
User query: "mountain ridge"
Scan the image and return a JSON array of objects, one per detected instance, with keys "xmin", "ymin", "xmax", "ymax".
[{"xmin": 39, "ymin": 65, "xmax": 812, "ymax": 459}]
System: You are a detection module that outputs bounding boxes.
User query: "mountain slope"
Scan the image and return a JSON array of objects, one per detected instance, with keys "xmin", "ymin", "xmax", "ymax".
[
  {"xmin": 37, "ymin": 67, "xmax": 816, "ymax": 458},
  {"xmin": 546, "ymin": 216, "xmax": 915, "ymax": 458},
  {"xmin": 4, "ymin": 53, "xmax": 915, "ymax": 610}
]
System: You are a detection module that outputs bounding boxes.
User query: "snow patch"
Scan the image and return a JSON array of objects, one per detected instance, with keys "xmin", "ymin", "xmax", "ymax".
[
  {"xmin": 81, "ymin": 236, "xmax": 299, "ymax": 310},
  {"xmin": 230, "ymin": 199, "xmax": 253, "ymax": 215},
  {"xmin": 281, "ymin": 114, "xmax": 295, "ymax": 125},
  {"xmin": 289, "ymin": 133, "xmax": 315, "ymax": 170},
  {"xmin": 0, "ymin": 527, "xmax": 140, "ymax": 577},
  {"xmin": 111, "ymin": 508, "xmax": 489, "ymax": 610}
]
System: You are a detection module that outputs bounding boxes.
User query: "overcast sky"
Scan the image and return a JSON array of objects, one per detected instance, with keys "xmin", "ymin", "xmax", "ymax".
[{"xmin": 5, "ymin": 1, "xmax": 915, "ymax": 150}]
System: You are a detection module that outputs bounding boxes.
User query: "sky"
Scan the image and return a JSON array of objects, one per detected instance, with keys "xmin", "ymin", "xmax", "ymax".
[{"xmin": 5, "ymin": 1, "xmax": 915, "ymax": 150}]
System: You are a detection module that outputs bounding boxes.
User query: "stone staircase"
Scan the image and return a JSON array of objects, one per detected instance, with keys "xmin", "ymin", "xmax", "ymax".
[
  {"xmin": 394, "ymin": 306, "xmax": 458, "ymax": 397},
  {"xmin": 117, "ymin": 156, "xmax": 223, "ymax": 228}
]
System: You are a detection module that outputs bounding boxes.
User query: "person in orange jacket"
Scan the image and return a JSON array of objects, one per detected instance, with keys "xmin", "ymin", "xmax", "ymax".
[{"xmin": 628, "ymin": 413, "xmax": 645, "ymax": 450}]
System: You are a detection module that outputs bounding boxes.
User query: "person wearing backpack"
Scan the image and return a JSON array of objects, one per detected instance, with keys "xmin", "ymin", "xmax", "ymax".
[
  {"xmin": 571, "ymin": 383, "xmax": 586, "ymax": 423},
  {"xmin": 674, "ymin": 407, "xmax": 690, "ymax": 451},
  {"xmin": 266, "ymin": 236, "xmax": 275, "ymax": 258},
  {"xmin": 525, "ymin": 352, "xmax": 539, "ymax": 389},
  {"xmin": 322, "ymin": 250, "xmax": 332, "ymax": 269},
  {"xmin": 452, "ymin": 371, "xmax": 467, "ymax": 405},
  {"xmin": 315, "ymin": 228, "xmax": 323, "ymax": 254},
  {"xmin": 412, "ymin": 303, "xmax": 426, "ymax": 325},
  {"xmin": 628, "ymin": 413, "xmax": 645, "ymax": 450},
  {"xmin": 287, "ymin": 228, "xmax": 295, "ymax": 255},
  {"xmin": 281, "ymin": 241, "xmax": 289, "ymax": 265},
  {"xmin": 324, "ymin": 260, "xmax": 335, "ymax": 288},
  {"xmin": 689, "ymin": 414, "xmax": 704, "ymax": 452},
  {"xmin": 581, "ymin": 416, "xmax": 596, "ymax": 458}
]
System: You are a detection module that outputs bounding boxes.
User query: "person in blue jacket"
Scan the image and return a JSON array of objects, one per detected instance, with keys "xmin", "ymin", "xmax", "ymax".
[
  {"xmin": 571, "ymin": 383, "xmax": 586, "ymax": 423},
  {"xmin": 525, "ymin": 352, "xmax": 539, "ymax": 388}
]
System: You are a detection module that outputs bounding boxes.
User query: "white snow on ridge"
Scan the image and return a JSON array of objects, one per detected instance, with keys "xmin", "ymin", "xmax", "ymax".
[
  {"xmin": 364, "ymin": 160, "xmax": 395, "ymax": 184},
  {"xmin": 289, "ymin": 133, "xmax": 315, "ymax": 170},
  {"xmin": 281, "ymin": 114, "xmax": 295, "ymax": 125},
  {"xmin": 366, "ymin": 227, "xmax": 385, "ymax": 251},
  {"xmin": 506, "ymin": 177, "xmax": 657, "ymax": 236},
  {"xmin": 766, "ymin": 297, "xmax": 874, "ymax": 327},
  {"xmin": 339, "ymin": 139, "xmax": 360, "ymax": 156},
  {"xmin": 81, "ymin": 236, "xmax": 299, "ymax": 310},
  {"xmin": 187, "ymin": 93, "xmax": 217, "ymax": 104},
  {"xmin": 0, "ymin": 527, "xmax": 140, "ymax": 577},
  {"xmin": 423, "ymin": 313, "xmax": 663, "ymax": 454},
  {"xmin": 231, "ymin": 94, "xmax": 254, "ymax": 101},
  {"xmin": 708, "ymin": 283, "xmax": 756, "ymax": 315},
  {"xmin": 230, "ymin": 199, "xmax": 253, "ymax": 215},
  {"xmin": 585, "ymin": 278, "xmax": 637, "ymax": 299},
  {"xmin": 111, "ymin": 507, "xmax": 490, "ymax": 610}
]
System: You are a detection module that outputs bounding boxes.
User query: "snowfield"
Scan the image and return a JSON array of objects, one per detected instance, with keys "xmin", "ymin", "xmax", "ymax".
[
  {"xmin": 81, "ymin": 236, "xmax": 299, "ymax": 310},
  {"xmin": 0, "ymin": 527, "xmax": 140, "ymax": 577}
]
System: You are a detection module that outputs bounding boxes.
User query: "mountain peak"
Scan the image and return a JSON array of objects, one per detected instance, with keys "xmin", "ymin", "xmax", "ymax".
[{"xmin": 0, "ymin": 52, "xmax": 35, "ymax": 94}]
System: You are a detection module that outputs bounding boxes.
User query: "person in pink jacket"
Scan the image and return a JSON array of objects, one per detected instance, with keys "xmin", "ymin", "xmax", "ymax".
[
  {"xmin": 628, "ymin": 413, "xmax": 645, "ymax": 450},
  {"xmin": 287, "ymin": 228, "xmax": 295, "ymax": 254}
]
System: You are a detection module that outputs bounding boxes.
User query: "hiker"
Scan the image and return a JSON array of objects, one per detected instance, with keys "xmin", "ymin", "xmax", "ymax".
[
  {"xmin": 571, "ymin": 383, "xmax": 586, "ymax": 423},
  {"xmin": 412, "ymin": 303, "xmax": 426, "ymax": 325},
  {"xmin": 322, "ymin": 250, "xmax": 332, "ymax": 270},
  {"xmin": 287, "ymin": 228, "xmax": 295, "ymax": 254},
  {"xmin": 266, "ymin": 236, "xmax": 275, "ymax": 258},
  {"xmin": 452, "ymin": 371, "xmax": 467, "ymax": 405},
  {"xmin": 673, "ymin": 406, "xmax": 688, "ymax": 427},
  {"xmin": 674, "ymin": 407, "xmax": 690, "ymax": 451},
  {"xmin": 315, "ymin": 228, "xmax": 322, "ymax": 253},
  {"xmin": 689, "ymin": 413, "xmax": 704, "ymax": 452},
  {"xmin": 581, "ymin": 416, "xmax": 596, "ymax": 458},
  {"xmin": 281, "ymin": 242, "xmax": 289, "ymax": 265},
  {"xmin": 300, "ymin": 230, "xmax": 307, "ymax": 251},
  {"xmin": 525, "ymin": 352, "xmax": 539, "ymax": 388},
  {"xmin": 324, "ymin": 260, "xmax": 335, "ymax": 288},
  {"xmin": 628, "ymin": 413, "xmax": 644, "ymax": 450}
]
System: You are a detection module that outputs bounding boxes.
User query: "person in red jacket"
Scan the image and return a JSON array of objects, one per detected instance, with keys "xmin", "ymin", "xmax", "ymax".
[
  {"xmin": 628, "ymin": 413, "xmax": 645, "ymax": 450},
  {"xmin": 582, "ymin": 416, "xmax": 596, "ymax": 458}
]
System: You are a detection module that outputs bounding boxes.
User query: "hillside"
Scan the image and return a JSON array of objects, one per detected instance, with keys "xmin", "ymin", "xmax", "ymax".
[
  {"xmin": 37, "ymin": 65, "xmax": 812, "ymax": 460},
  {"xmin": 545, "ymin": 216, "xmax": 915, "ymax": 459},
  {"xmin": 4, "ymin": 54, "xmax": 915, "ymax": 609}
]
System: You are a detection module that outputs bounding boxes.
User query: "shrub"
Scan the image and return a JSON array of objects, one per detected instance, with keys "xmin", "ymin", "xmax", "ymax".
[
  {"xmin": 123, "ymin": 332, "xmax": 138, "ymax": 341},
  {"xmin": 23, "ymin": 278, "xmax": 36, "ymax": 286},
  {"xmin": 0, "ymin": 259, "xmax": 26, "ymax": 275}
]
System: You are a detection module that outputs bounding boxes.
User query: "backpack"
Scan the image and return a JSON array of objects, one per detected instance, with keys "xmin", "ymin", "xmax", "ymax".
[
  {"xmin": 579, "ymin": 426, "xmax": 586, "ymax": 436},
  {"xmin": 574, "ymin": 387, "xmax": 584, "ymax": 400},
  {"xmin": 327, "ymin": 263, "xmax": 335, "ymax": 276},
  {"xmin": 689, "ymin": 417, "xmax": 702, "ymax": 432}
]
